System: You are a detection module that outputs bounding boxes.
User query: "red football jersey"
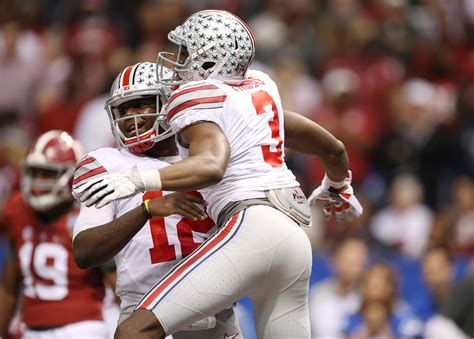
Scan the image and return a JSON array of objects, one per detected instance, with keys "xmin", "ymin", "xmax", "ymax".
[{"xmin": 3, "ymin": 192, "xmax": 105, "ymax": 328}]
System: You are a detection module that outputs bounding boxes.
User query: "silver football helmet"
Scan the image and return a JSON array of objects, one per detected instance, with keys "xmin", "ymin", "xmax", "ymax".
[
  {"xmin": 105, "ymin": 62, "xmax": 174, "ymax": 154},
  {"xmin": 22, "ymin": 130, "xmax": 85, "ymax": 211},
  {"xmin": 157, "ymin": 10, "xmax": 256, "ymax": 85}
]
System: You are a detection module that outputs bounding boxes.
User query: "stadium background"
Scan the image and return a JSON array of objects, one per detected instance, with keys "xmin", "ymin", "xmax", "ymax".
[{"xmin": 0, "ymin": 0, "xmax": 473, "ymax": 338}]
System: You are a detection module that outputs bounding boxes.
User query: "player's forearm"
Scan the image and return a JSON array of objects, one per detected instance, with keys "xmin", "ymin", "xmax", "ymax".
[
  {"xmin": 73, "ymin": 205, "xmax": 149, "ymax": 269},
  {"xmin": 284, "ymin": 110, "xmax": 349, "ymax": 181},
  {"xmin": 318, "ymin": 145, "xmax": 349, "ymax": 182},
  {"xmin": 155, "ymin": 121, "xmax": 230, "ymax": 191},
  {"xmin": 159, "ymin": 154, "xmax": 226, "ymax": 191}
]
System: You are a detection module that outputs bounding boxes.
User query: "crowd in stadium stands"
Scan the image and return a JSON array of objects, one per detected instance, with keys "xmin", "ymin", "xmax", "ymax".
[{"xmin": 0, "ymin": 0, "xmax": 473, "ymax": 338}]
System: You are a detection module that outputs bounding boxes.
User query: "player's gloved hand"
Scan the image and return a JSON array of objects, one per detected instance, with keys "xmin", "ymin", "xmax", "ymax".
[
  {"xmin": 308, "ymin": 170, "xmax": 363, "ymax": 221},
  {"xmin": 72, "ymin": 165, "xmax": 162, "ymax": 208}
]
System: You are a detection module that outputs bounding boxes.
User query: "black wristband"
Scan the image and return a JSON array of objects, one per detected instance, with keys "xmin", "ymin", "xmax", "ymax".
[{"xmin": 141, "ymin": 202, "xmax": 152, "ymax": 219}]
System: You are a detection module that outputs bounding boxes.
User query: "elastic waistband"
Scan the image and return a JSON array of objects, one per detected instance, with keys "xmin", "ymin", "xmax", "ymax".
[{"xmin": 216, "ymin": 198, "xmax": 274, "ymax": 227}]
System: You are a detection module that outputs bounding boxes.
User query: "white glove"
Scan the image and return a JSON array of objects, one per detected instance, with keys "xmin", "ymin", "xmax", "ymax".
[
  {"xmin": 308, "ymin": 171, "xmax": 363, "ymax": 221},
  {"xmin": 72, "ymin": 165, "xmax": 161, "ymax": 208}
]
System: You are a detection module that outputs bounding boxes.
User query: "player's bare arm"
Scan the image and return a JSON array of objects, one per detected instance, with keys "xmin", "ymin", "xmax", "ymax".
[
  {"xmin": 0, "ymin": 239, "xmax": 21, "ymax": 338},
  {"xmin": 284, "ymin": 110, "xmax": 363, "ymax": 220},
  {"xmin": 73, "ymin": 193, "xmax": 206, "ymax": 269},
  {"xmin": 284, "ymin": 110, "xmax": 349, "ymax": 182},
  {"xmin": 76, "ymin": 121, "xmax": 230, "ymax": 208},
  {"xmin": 159, "ymin": 122, "xmax": 230, "ymax": 191}
]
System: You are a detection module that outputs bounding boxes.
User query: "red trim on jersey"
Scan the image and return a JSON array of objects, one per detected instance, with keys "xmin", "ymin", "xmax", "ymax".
[
  {"xmin": 340, "ymin": 193, "xmax": 351, "ymax": 200},
  {"xmin": 76, "ymin": 156, "xmax": 96, "ymax": 169},
  {"xmin": 167, "ymin": 96, "xmax": 226, "ymax": 120},
  {"xmin": 72, "ymin": 166, "xmax": 106, "ymax": 185},
  {"xmin": 138, "ymin": 212, "xmax": 241, "ymax": 309},
  {"xmin": 121, "ymin": 64, "xmax": 135, "ymax": 87},
  {"xmin": 168, "ymin": 84, "xmax": 219, "ymax": 104}
]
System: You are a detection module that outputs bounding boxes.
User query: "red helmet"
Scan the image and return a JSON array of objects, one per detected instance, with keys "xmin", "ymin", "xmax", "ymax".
[{"xmin": 21, "ymin": 130, "xmax": 84, "ymax": 211}]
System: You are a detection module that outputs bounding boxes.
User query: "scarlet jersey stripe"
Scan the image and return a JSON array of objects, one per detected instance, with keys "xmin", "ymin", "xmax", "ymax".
[
  {"xmin": 167, "ymin": 96, "xmax": 227, "ymax": 120},
  {"xmin": 72, "ymin": 166, "xmax": 107, "ymax": 185},
  {"xmin": 76, "ymin": 156, "xmax": 96, "ymax": 169},
  {"xmin": 137, "ymin": 211, "xmax": 243, "ymax": 310},
  {"xmin": 340, "ymin": 193, "xmax": 351, "ymax": 200},
  {"xmin": 168, "ymin": 84, "xmax": 219, "ymax": 104}
]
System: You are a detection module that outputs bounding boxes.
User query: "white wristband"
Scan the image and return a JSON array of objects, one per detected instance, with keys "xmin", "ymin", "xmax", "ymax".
[
  {"xmin": 141, "ymin": 170, "xmax": 162, "ymax": 191},
  {"xmin": 324, "ymin": 174, "xmax": 346, "ymax": 189}
]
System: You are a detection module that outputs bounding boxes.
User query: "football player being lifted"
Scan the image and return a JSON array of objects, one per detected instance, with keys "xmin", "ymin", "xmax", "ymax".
[
  {"xmin": 74, "ymin": 10, "xmax": 363, "ymax": 339},
  {"xmin": 0, "ymin": 130, "xmax": 116, "ymax": 339},
  {"xmin": 71, "ymin": 61, "xmax": 243, "ymax": 338}
]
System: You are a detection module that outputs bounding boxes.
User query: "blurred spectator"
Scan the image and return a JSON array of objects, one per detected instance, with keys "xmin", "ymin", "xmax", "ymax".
[
  {"xmin": 34, "ymin": 29, "xmax": 73, "ymax": 116},
  {"xmin": 309, "ymin": 238, "xmax": 368, "ymax": 338},
  {"xmin": 0, "ymin": 18, "xmax": 42, "ymax": 128},
  {"xmin": 36, "ymin": 7, "xmax": 122, "ymax": 136},
  {"xmin": 314, "ymin": 0, "xmax": 376, "ymax": 63},
  {"xmin": 74, "ymin": 93, "xmax": 114, "ymax": 152},
  {"xmin": 420, "ymin": 246, "xmax": 474, "ymax": 337},
  {"xmin": 75, "ymin": 46, "xmax": 133, "ymax": 151},
  {"xmin": 0, "ymin": 127, "xmax": 30, "ymax": 233},
  {"xmin": 372, "ymin": 0, "xmax": 416, "ymax": 61},
  {"xmin": 248, "ymin": 6, "xmax": 287, "ymax": 63},
  {"xmin": 371, "ymin": 174, "xmax": 433, "ymax": 258},
  {"xmin": 136, "ymin": 0, "xmax": 185, "ymax": 46},
  {"xmin": 344, "ymin": 263, "xmax": 423, "ymax": 338},
  {"xmin": 272, "ymin": 55, "xmax": 322, "ymax": 118},
  {"xmin": 248, "ymin": 0, "xmax": 316, "ymax": 67},
  {"xmin": 420, "ymin": 247, "xmax": 453, "ymax": 319},
  {"xmin": 454, "ymin": 82, "xmax": 474, "ymax": 177},
  {"xmin": 429, "ymin": 176, "xmax": 474, "ymax": 256},
  {"xmin": 310, "ymin": 67, "xmax": 379, "ymax": 185},
  {"xmin": 35, "ymin": 58, "xmax": 93, "ymax": 135},
  {"xmin": 373, "ymin": 78, "xmax": 455, "ymax": 208},
  {"xmin": 347, "ymin": 301, "xmax": 395, "ymax": 339}
]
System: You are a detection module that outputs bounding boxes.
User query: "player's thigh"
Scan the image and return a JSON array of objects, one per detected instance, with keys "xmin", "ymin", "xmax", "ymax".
[
  {"xmin": 252, "ymin": 272, "xmax": 311, "ymax": 339},
  {"xmin": 136, "ymin": 206, "xmax": 308, "ymax": 336},
  {"xmin": 251, "ymin": 210, "xmax": 312, "ymax": 339},
  {"xmin": 136, "ymin": 210, "xmax": 253, "ymax": 335}
]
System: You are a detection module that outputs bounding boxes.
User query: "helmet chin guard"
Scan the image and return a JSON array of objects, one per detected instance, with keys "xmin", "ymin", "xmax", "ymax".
[
  {"xmin": 105, "ymin": 62, "xmax": 174, "ymax": 154},
  {"xmin": 125, "ymin": 128, "xmax": 157, "ymax": 154}
]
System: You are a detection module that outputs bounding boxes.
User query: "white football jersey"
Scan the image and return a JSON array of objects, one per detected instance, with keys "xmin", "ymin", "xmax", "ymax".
[
  {"xmin": 166, "ymin": 70, "xmax": 299, "ymax": 222},
  {"xmin": 72, "ymin": 148, "xmax": 216, "ymax": 312}
]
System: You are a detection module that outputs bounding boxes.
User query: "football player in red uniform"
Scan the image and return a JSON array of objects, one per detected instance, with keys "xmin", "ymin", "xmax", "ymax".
[{"xmin": 0, "ymin": 130, "xmax": 114, "ymax": 339}]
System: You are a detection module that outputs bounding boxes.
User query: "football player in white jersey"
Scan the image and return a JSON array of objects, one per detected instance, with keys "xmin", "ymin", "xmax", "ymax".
[
  {"xmin": 74, "ymin": 10, "xmax": 363, "ymax": 339},
  {"xmin": 71, "ymin": 62, "xmax": 243, "ymax": 338}
]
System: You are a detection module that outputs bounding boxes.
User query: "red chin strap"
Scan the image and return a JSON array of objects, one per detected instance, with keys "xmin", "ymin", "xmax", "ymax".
[{"xmin": 125, "ymin": 129, "xmax": 156, "ymax": 154}]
